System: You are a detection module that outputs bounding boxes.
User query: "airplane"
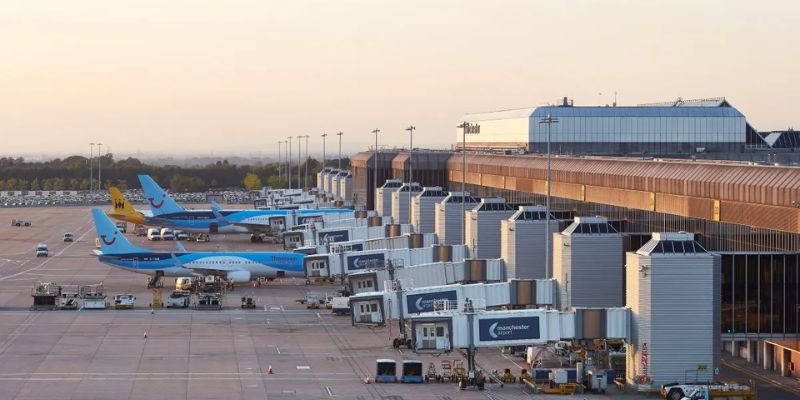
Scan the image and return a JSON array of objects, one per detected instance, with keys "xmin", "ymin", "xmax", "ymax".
[
  {"xmin": 107, "ymin": 186, "xmax": 152, "ymax": 226},
  {"xmin": 138, "ymin": 174, "xmax": 352, "ymax": 241},
  {"xmin": 91, "ymin": 208, "xmax": 305, "ymax": 282}
]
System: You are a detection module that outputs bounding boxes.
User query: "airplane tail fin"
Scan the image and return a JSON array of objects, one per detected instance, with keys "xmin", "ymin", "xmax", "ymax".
[
  {"xmin": 108, "ymin": 187, "xmax": 140, "ymax": 217},
  {"xmin": 137, "ymin": 175, "xmax": 185, "ymax": 215},
  {"xmin": 91, "ymin": 208, "xmax": 151, "ymax": 255}
]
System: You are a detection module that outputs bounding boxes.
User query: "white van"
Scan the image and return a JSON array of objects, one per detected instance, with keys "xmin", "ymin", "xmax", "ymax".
[
  {"xmin": 146, "ymin": 228, "xmax": 161, "ymax": 241},
  {"xmin": 160, "ymin": 228, "xmax": 175, "ymax": 241},
  {"xmin": 35, "ymin": 243, "xmax": 49, "ymax": 257}
]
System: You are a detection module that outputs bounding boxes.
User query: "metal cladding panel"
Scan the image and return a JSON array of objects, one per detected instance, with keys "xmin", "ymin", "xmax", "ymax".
[
  {"xmin": 392, "ymin": 192, "xmax": 410, "ymax": 225},
  {"xmin": 546, "ymin": 311, "xmax": 563, "ymax": 342},
  {"xmin": 413, "ymin": 195, "xmax": 447, "ymax": 234},
  {"xmin": 451, "ymin": 314, "xmax": 470, "ymax": 348},
  {"xmin": 376, "ymin": 185, "xmax": 401, "ymax": 217},
  {"xmin": 555, "ymin": 233, "xmax": 623, "ymax": 309},
  {"xmin": 469, "ymin": 209, "xmax": 516, "ymax": 259},
  {"xmin": 331, "ymin": 175, "xmax": 341, "ymax": 199},
  {"xmin": 625, "ymin": 251, "xmax": 718, "ymax": 386},
  {"xmin": 502, "ymin": 219, "xmax": 560, "ymax": 279},
  {"xmin": 605, "ymin": 308, "xmax": 631, "ymax": 340},
  {"xmin": 408, "ymin": 247, "xmax": 435, "ymax": 266},
  {"xmin": 559, "ymin": 311, "xmax": 576, "ymax": 340},
  {"xmin": 437, "ymin": 201, "xmax": 473, "ymax": 246},
  {"xmin": 486, "ymin": 259, "xmax": 506, "ymax": 281},
  {"xmin": 395, "ymin": 262, "xmax": 455, "ymax": 288},
  {"xmin": 339, "ymin": 177, "xmax": 353, "ymax": 203},
  {"xmin": 324, "ymin": 217, "xmax": 368, "ymax": 229},
  {"xmin": 473, "ymin": 310, "xmax": 550, "ymax": 346},
  {"xmin": 484, "ymin": 282, "xmax": 512, "ymax": 306},
  {"xmin": 536, "ymin": 279, "xmax": 556, "ymax": 305},
  {"xmin": 452, "ymin": 245, "xmax": 469, "ymax": 262}
]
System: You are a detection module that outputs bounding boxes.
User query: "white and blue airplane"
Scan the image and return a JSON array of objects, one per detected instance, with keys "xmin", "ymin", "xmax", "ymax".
[
  {"xmin": 137, "ymin": 175, "xmax": 351, "ymax": 240},
  {"xmin": 91, "ymin": 208, "xmax": 305, "ymax": 282}
]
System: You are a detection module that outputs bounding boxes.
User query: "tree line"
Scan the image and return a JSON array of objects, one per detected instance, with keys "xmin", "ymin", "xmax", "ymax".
[{"xmin": 0, "ymin": 155, "xmax": 351, "ymax": 192}]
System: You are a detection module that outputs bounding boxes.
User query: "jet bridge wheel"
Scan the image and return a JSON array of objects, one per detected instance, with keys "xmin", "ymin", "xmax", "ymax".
[{"xmin": 667, "ymin": 389, "xmax": 684, "ymax": 400}]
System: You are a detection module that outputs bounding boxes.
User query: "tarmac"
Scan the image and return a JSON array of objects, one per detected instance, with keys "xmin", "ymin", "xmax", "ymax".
[{"xmin": 0, "ymin": 205, "xmax": 776, "ymax": 399}]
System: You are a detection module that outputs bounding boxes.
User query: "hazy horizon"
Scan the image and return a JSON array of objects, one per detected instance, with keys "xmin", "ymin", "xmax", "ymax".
[{"xmin": 2, "ymin": 0, "xmax": 797, "ymax": 156}]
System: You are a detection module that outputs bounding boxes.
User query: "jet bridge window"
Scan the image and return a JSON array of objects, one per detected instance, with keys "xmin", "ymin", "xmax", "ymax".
[{"xmin": 310, "ymin": 261, "xmax": 325, "ymax": 271}]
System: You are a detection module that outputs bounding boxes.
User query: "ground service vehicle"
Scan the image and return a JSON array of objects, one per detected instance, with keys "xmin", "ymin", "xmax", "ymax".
[
  {"xmin": 160, "ymin": 228, "xmax": 175, "ymax": 240},
  {"xmin": 134, "ymin": 224, "xmax": 147, "ymax": 236},
  {"xmin": 36, "ymin": 244, "xmax": 48, "ymax": 257},
  {"xmin": 115, "ymin": 222, "xmax": 127, "ymax": 233},
  {"xmin": 174, "ymin": 230, "xmax": 189, "ymax": 240},
  {"xmin": 113, "ymin": 294, "xmax": 136, "ymax": 309},
  {"xmin": 331, "ymin": 297, "xmax": 350, "ymax": 315},
  {"xmin": 166, "ymin": 291, "xmax": 191, "ymax": 308},
  {"xmin": 146, "ymin": 228, "xmax": 161, "ymax": 241},
  {"xmin": 662, "ymin": 383, "xmax": 755, "ymax": 400},
  {"xmin": 175, "ymin": 277, "xmax": 193, "ymax": 291},
  {"xmin": 63, "ymin": 233, "xmax": 74, "ymax": 242}
]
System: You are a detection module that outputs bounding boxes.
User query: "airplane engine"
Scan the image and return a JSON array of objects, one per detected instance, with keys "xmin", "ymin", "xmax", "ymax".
[{"xmin": 226, "ymin": 270, "xmax": 252, "ymax": 283}]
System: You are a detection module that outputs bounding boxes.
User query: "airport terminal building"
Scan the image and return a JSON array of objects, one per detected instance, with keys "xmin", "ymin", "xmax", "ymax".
[{"xmin": 458, "ymin": 97, "xmax": 762, "ymax": 156}]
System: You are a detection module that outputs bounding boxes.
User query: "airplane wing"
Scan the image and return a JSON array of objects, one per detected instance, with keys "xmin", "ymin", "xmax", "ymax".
[{"xmin": 210, "ymin": 204, "xmax": 274, "ymax": 234}]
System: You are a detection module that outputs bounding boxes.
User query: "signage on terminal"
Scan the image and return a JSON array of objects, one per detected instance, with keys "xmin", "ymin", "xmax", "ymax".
[
  {"xmin": 464, "ymin": 124, "xmax": 480, "ymax": 134},
  {"xmin": 346, "ymin": 253, "xmax": 385, "ymax": 271},
  {"xmin": 319, "ymin": 230, "xmax": 349, "ymax": 243},
  {"xmin": 478, "ymin": 316, "xmax": 540, "ymax": 342},
  {"xmin": 406, "ymin": 290, "xmax": 458, "ymax": 313},
  {"xmin": 298, "ymin": 215, "xmax": 324, "ymax": 225}
]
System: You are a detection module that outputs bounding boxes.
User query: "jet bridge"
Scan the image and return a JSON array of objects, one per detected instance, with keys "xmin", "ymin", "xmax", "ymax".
[{"xmin": 406, "ymin": 302, "xmax": 630, "ymax": 354}]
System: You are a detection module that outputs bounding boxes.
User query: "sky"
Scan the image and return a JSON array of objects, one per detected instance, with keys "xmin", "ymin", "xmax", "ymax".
[{"xmin": 1, "ymin": 0, "xmax": 798, "ymax": 158}]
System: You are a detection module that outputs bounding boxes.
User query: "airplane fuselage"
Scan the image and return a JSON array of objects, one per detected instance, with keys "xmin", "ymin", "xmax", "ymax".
[{"xmin": 98, "ymin": 251, "xmax": 305, "ymax": 279}]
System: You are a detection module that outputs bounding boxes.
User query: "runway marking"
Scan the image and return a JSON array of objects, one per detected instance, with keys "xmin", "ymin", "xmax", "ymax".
[
  {"xmin": 325, "ymin": 386, "xmax": 335, "ymax": 397},
  {"xmin": 501, "ymin": 353, "xmax": 524, "ymax": 369},
  {"xmin": 0, "ymin": 220, "xmax": 92, "ymax": 282},
  {"xmin": 297, "ymin": 365, "xmax": 311, "ymax": 370},
  {"xmin": 276, "ymin": 347, "xmax": 281, "ymax": 354}
]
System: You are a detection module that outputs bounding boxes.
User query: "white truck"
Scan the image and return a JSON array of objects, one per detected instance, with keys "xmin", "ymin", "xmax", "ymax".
[
  {"xmin": 331, "ymin": 296, "xmax": 350, "ymax": 316},
  {"xmin": 35, "ymin": 243, "xmax": 49, "ymax": 257},
  {"xmin": 166, "ymin": 290, "xmax": 191, "ymax": 308},
  {"xmin": 661, "ymin": 383, "xmax": 755, "ymax": 400}
]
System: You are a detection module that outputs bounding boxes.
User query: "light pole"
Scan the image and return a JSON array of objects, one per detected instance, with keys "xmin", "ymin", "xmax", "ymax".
[
  {"xmin": 287, "ymin": 136, "xmax": 293, "ymax": 189},
  {"xmin": 296, "ymin": 135, "xmax": 303, "ymax": 189},
  {"xmin": 88, "ymin": 142, "xmax": 94, "ymax": 193},
  {"xmin": 336, "ymin": 132, "xmax": 343, "ymax": 171},
  {"xmin": 457, "ymin": 122, "xmax": 469, "ymax": 244},
  {"xmin": 277, "ymin": 140, "xmax": 283, "ymax": 184},
  {"xmin": 97, "ymin": 143, "xmax": 103, "ymax": 191},
  {"xmin": 283, "ymin": 140, "xmax": 289, "ymax": 189},
  {"xmin": 302, "ymin": 135, "xmax": 310, "ymax": 189},
  {"xmin": 405, "ymin": 125, "xmax": 415, "ymax": 226},
  {"xmin": 538, "ymin": 113, "xmax": 560, "ymax": 279},
  {"xmin": 372, "ymin": 129, "xmax": 380, "ymax": 209},
  {"xmin": 321, "ymin": 133, "xmax": 328, "ymax": 170}
]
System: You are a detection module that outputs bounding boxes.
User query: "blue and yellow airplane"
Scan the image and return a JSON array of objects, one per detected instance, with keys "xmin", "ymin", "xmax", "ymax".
[
  {"xmin": 91, "ymin": 208, "xmax": 305, "ymax": 282},
  {"xmin": 106, "ymin": 176, "xmax": 351, "ymax": 240}
]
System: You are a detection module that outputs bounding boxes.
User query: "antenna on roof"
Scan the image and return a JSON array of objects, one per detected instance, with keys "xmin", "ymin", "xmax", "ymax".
[{"xmin": 613, "ymin": 91, "xmax": 617, "ymax": 107}]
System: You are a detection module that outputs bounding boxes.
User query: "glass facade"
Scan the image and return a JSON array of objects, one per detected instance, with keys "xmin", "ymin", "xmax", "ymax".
[{"xmin": 456, "ymin": 181, "xmax": 800, "ymax": 336}]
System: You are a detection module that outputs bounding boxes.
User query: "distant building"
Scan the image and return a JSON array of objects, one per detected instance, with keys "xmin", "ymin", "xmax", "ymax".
[{"xmin": 458, "ymin": 97, "xmax": 764, "ymax": 156}]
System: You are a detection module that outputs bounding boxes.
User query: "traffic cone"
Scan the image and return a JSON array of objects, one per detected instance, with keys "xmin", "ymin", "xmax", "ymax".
[{"xmin": 268, "ymin": 365, "xmax": 273, "ymax": 374}]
